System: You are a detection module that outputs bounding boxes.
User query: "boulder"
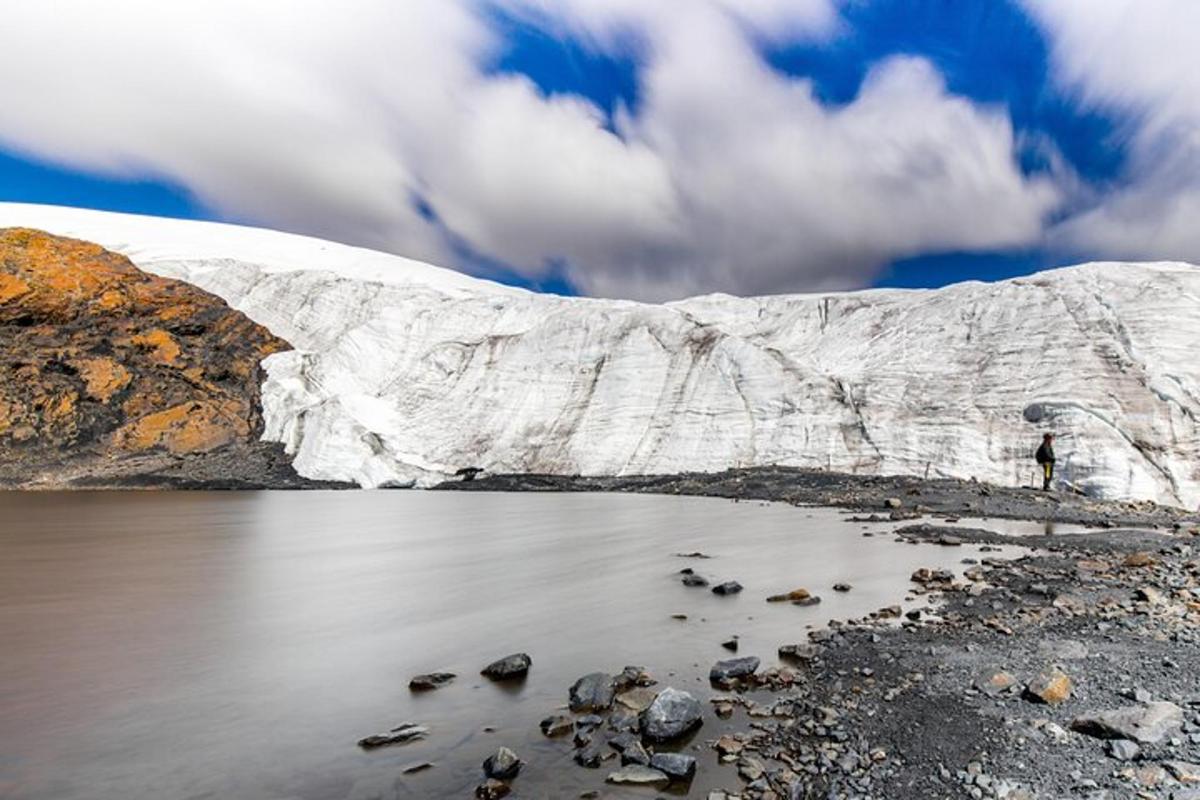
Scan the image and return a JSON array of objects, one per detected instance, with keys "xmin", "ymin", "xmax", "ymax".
[
  {"xmin": 481, "ymin": 653, "xmax": 531, "ymax": 680},
  {"xmin": 650, "ymin": 752, "xmax": 698, "ymax": 781},
  {"xmin": 712, "ymin": 581, "xmax": 743, "ymax": 596},
  {"xmin": 642, "ymin": 688, "xmax": 703, "ymax": 742},
  {"xmin": 1072, "ymin": 702, "xmax": 1184, "ymax": 744},
  {"xmin": 482, "ymin": 747, "xmax": 521, "ymax": 780},
  {"xmin": 569, "ymin": 672, "xmax": 615, "ymax": 712},
  {"xmin": 605, "ymin": 766, "xmax": 670, "ymax": 787},
  {"xmin": 710, "ymin": 657, "xmax": 761, "ymax": 687}
]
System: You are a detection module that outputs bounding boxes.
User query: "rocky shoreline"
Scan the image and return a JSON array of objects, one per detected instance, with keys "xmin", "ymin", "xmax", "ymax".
[{"xmin": 427, "ymin": 468, "xmax": 1200, "ymax": 799}]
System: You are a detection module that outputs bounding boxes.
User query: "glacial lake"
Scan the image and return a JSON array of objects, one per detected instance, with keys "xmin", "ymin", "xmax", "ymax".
[{"xmin": 0, "ymin": 491, "xmax": 1040, "ymax": 800}]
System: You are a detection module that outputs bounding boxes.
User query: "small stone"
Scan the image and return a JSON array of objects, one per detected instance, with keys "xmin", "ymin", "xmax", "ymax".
[
  {"xmin": 605, "ymin": 766, "xmax": 670, "ymax": 787},
  {"xmin": 1164, "ymin": 761, "xmax": 1200, "ymax": 783},
  {"xmin": 621, "ymin": 740, "xmax": 651, "ymax": 766},
  {"xmin": 973, "ymin": 668, "xmax": 1018, "ymax": 696},
  {"xmin": 1106, "ymin": 740, "xmax": 1140, "ymax": 761},
  {"xmin": 710, "ymin": 656, "xmax": 761, "ymax": 687},
  {"xmin": 833, "ymin": 583, "xmax": 852, "ymax": 592},
  {"xmin": 682, "ymin": 574, "xmax": 710, "ymax": 587},
  {"xmin": 767, "ymin": 587, "xmax": 811, "ymax": 603},
  {"xmin": 575, "ymin": 738, "xmax": 609, "ymax": 768},
  {"xmin": 409, "ymin": 672, "xmax": 456, "ymax": 691},
  {"xmin": 483, "ymin": 747, "xmax": 521, "ymax": 780},
  {"xmin": 481, "ymin": 653, "xmax": 531, "ymax": 680},
  {"xmin": 712, "ymin": 581, "xmax": 744, "ymax": 595},
  {"xmin": 475, "ymin": 778, "xmax": 510, "ymax": 799},
  {"xmin": 885, "ymin": 498, "xmax": 903, "ymax": 509},
  {"xmin": 1024, "ymin": 667, "xmax": 1072, "ymax": 705},
  {"xmin": 357, "ymin": 723, "xmax": 429, "ymax": 749},
  {"xmin": 778, "ymin": 643, "xmax": 821, "ymax": 661},
  {"xmin": 650, "ymin": 752, "xmax": 697, "ymax": 781},
  {"xmin": 615, "ymin": 686, "xmax": 659, "ymax": 713},
  {"xmin": 721, "ymin": 637, "xmax": 739, "ymax": 652},
  {"xmin": 539, "ymin": 715, "xmax": 573, "ymax": 737},
  {"xmin": 714, "ymin": 735, "xmax": 744, "ymax": 756}
]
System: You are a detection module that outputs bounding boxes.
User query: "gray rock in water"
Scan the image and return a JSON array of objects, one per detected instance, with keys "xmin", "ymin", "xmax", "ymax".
[
  {"xmin": 682, "ymin": 574, "xmax": 710, "ymax": 587},
  {"xmin": 712, "ymin": 581, "xmax": 743, "ymax": 595},
  {"xmin": 575, "ymin": 737, "xmax": 610, "ymax": 768},
  {"xmin": 357, "ymin": 723, "xmax": 429, "ymax": 749},
  {"xmin": 481, "ymin": 653, "xmax": 531, "ymax": 680},
  {"xmin": 833, "ymin": 583, "xmax": 852, "ymax": 592},
  {"xmin": 1072, "ymin": 702, "xmax": 1184, "ymax": 744},
  {"xmin": 569, "ymin": 672, "xmax": 615, "ymax": 712},
  {"xmin": 605, "ymin": 765, "xmax": 670, "ymax": 787},
  {"xmin": 483, "ymin": 747, "xmax": 522, "ymax": 780},
  {"xmin": 621, "ymin": 740, "xmax": 651, "ymax": 766},
  {"xmin": 721, "ymin": 637, "xmax": 739, "ymax": 652},
  {"xmin": 710, "ymin": 656, "xmax": 761, "ymax": 686},
  {"xmin": 409, "ymin": 672, "xmax": 456, "ymax": 691},
  {"xmin": 642, "ymin": 687, "xmax": 703, "ymax": 742},
  {"xmin": 779, "ymin": 643, "xmax": 821, "ymax": 662},
  {"xmin": 474, "ymin": 778, "xmax": 510, "ymax": 799},
  {"xmin": 539, "ymin": 715, "xmax": 573, "ymax": 737},
  {"xmin": 650, "ymin": 752, "xmax": 697, "ymax": 780},
  {"xmin": 1106, "ymin": 740, "xmax": 1140, "ymax": 761}
]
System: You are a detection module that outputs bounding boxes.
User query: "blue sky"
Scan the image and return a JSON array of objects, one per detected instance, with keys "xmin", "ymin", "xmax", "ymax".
[{"xmin": 0, "ymin": 0, "xmax": 1190, "ymax": 297}]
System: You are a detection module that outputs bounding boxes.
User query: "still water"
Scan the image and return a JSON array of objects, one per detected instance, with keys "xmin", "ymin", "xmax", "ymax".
[{"xmin": 0, "ymin": 491, "xmax": 1020, "ymax": 800}]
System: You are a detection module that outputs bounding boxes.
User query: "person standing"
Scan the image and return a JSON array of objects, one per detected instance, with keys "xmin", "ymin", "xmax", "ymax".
[{"xmin": 1035, "ymin": 433, "xmax": 1056, "ymax": 491}]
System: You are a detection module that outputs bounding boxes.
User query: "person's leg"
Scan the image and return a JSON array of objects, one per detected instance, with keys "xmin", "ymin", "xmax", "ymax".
[{"xmin": 1043, "ymin": 462, "xmax": 1052, "ymax": 490}]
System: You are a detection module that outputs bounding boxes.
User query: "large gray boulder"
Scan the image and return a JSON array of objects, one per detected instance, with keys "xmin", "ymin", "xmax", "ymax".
[
  {"xmin": 569, "ymin": 672, "xmax": 615, "ymax": 712},
  {"xmin": 642, "ymin": 687, "xmax": 703, "ymax": 742},
  {"xmin": 1072, "ymin": 702, "xmax": 1184, "ymax": 744}
]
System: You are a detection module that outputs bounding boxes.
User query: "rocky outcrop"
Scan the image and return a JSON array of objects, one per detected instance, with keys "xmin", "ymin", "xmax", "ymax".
[{"xmin": 0, "ymin": 228, "xmax": 316, "ymax": 487}]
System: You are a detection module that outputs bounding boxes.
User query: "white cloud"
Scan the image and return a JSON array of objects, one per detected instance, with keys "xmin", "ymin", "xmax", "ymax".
[
  {"xmin": 1023, "ymin": 0, "xmax": 1200, "ymax": 263},
  {"xmin": 0, "ymin": 0, "xmax": 1059, "ymax": 299}
]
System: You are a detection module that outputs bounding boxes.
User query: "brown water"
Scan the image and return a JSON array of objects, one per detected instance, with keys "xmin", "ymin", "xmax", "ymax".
[{"xmin": 0, "ymin": 491, "xmax": 1023, "ymax": 800}]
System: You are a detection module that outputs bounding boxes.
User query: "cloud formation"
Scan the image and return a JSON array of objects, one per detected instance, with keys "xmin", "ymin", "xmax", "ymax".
[
  {"xmin": 1, "ymin": 1, "xmax": 1064, "ymax": 298},
  {"xmin": 1024, "ymin": 0, "xmax": 1200, "ymax": 264}
]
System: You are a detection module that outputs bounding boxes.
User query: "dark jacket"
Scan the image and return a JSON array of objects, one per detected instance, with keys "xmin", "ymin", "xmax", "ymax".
[{"xmin": 1035, "ymin": 442, "xmax": 1055, "ymax": 464}]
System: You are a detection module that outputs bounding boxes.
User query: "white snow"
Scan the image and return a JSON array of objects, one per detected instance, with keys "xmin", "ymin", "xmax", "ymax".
[{"xmin": 3, "ymin": 202, "xmax": 1199, "ymax": 507}]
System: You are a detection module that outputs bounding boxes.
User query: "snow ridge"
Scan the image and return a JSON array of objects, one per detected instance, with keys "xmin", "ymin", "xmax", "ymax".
[{"xmin": 3, "ymin": 203, "xmax": 1198, "ymax": 506}]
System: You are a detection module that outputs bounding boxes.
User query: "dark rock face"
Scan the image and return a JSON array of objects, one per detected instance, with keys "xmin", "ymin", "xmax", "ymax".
[
  {"xmin": 569, "ymin": 672, "xmax": 615, "ymax": 712},
  {"xmin": 0, "ymin": 228, "xmax": 316, "ymax": 488},
  {"xmin": 481, "ymin": 653, "xmax": 532, "ymax": 680},
  {"xmin": 641, "ymin": 688, "xmax": 703, "ymax": 742}
]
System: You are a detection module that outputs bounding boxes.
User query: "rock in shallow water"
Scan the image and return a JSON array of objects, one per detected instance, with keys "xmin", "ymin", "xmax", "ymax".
[
  {"xmin": 357, "ymin": 723, "xmax": 429, "ymax": 749},
  {"xmin": 710, "ymin": 656, "xmax": 761, "ymax": 686},
  {"xmin": 482, "ymin": 747, "xmax": 521, "ymax": 780},
  {"xmin": 569, "ymin": 672, "xmax": 615, "ymax": 712},
  {"xmin": 605, "ymin": 765, "xmax": 670, "ymax": 787},
  {"xmin": 682, "ymin": 574, "xmax": 710, "ymax": 587},
  {"xmin": 650, "ymin": 752, "xmax": 698, "ymax": 780},
  {"xmin": 474, "ymin": 778, "xmax": 510, "ymax": 799},
  {"xmin": 642, "ymin": 687, "xmax": 703, "ymax": 742},
  {"xmin": 481, "ymin": 653, "xmax": 531, "ymax": 680},
  {"xmin": 539, "ymin": 715, "xmax": 573, "ymax": 737},
  {"xmin": 712, "ymin": 581, "xmax": 743, "ymax": 595},
  {"xmin": 408, "ymin": 672, "xmax": 455, "ymax": 691}
]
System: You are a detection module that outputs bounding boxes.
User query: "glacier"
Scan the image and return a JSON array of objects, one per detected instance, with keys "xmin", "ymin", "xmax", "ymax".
[{"xmin": 1, "ymin": 202, "xmax": 1198, "ymax": 508}]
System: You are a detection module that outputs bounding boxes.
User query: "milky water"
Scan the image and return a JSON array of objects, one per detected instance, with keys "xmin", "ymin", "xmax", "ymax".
[{"xmin": 0, "ymin": 491, "xmax": 1038, "ymax": 800}]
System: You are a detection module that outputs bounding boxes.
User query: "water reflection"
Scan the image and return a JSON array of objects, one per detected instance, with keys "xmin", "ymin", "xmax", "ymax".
[{"xmin": 1, "ymin": 491, "xmax": 1016, "ymax": 800}]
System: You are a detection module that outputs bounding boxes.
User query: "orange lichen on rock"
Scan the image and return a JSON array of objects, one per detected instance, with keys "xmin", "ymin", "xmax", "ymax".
[
  {"xmin": 128, "ymin": 329, "xmax": 183, "ymax": 366},
  {"xmin": 73, "ymin": 357, "xmax": 132, "ymax": 403},
  {"xmin": 0, "ymin": 227, "xmax": 291, "ymax": 482},
  {"xmin": 114, "ymin": 401, "xmax": 244, "ymax": 454}
]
